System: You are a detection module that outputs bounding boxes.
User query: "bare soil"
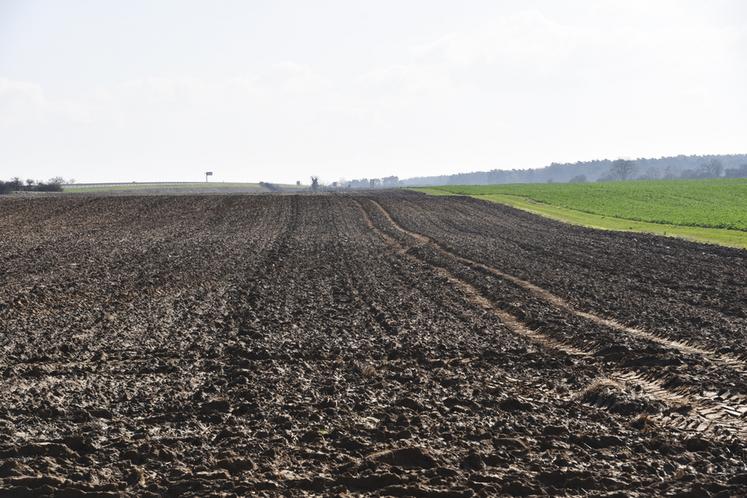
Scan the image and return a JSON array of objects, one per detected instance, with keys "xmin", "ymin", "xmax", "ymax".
[{"xmin": 1, "ymin": 192, "xmax": 746, "ymax": 497}]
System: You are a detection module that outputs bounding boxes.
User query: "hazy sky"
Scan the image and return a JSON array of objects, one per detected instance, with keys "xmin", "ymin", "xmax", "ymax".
[{"xmin": 1, "ymin": 0, "xmax": 746, "ymax": 184}]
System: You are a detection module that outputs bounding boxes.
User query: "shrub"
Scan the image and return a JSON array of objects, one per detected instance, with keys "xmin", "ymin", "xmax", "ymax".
[{"xmin": 0, "ymin": 177, "xmax": 67, "ymax": 194}]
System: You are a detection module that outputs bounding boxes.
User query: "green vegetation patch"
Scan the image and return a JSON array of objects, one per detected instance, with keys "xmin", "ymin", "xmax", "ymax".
[{"xmin": 413, "ymin": 179, "xmax": 747, "ymax": 249}]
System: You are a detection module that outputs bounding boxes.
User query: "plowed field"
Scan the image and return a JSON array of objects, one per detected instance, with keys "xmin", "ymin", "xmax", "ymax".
[{"xmin": 1, "ymin": 192, "xmax": 746, "ymax": 497}]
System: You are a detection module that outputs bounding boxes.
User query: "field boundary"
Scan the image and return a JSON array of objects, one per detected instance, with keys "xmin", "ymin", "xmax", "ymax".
[{"xmin": 411, "ymin": 188, "xmax": 747, "ymax": 249}]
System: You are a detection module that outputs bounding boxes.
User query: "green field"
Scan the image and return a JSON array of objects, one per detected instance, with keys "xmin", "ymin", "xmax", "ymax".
[{"xmin": 414, "ymin": 179, "xmax": 747, "ymax": 249}]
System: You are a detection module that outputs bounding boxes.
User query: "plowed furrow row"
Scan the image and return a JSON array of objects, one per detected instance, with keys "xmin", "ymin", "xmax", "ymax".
[
  {"xmin": 356, "ymin": 199, "xmax": 747, "ymax": 438},
  {"xmin": 369, "ymin": 199, "xmax": 746, "ymax": 375},
  {"xmin": 355, "ymin": 201, "xmax": 589, "ymax": 358}
]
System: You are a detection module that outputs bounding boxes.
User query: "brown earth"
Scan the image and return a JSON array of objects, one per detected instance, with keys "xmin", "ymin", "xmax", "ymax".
[{"xmin": 1, "ymin": 192, "xmax": 746, "ymax": 497}]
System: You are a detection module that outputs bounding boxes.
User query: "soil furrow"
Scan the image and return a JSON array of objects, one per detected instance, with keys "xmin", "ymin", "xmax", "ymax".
[
  {"xmin": 356, "ymin": 198, "xmax": 747, "ymax": 439},
  {"xmin": 383, "ymin": 194, "xmax": 747, "ymax": 359},
  {"xmin": 368, "ymin": 199, "xmax": 747, "ymax": 375}
]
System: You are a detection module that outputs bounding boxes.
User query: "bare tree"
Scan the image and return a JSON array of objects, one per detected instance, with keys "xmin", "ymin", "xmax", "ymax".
[
  {"xmin": 698, "ymin": 159, "xmax": 723, "ymax": 178},
  {"xmin": 310, "ymin": 176, "xmax": 319, "ymax": 192},
  {"xmin": 8, "ymin": 177, "xmax": 22, "ymax": 190},
  {"xmin": 638, "ymin": 167, "xmax": 659, "ymax": 180},
  {"xmin": 381, "ymin": 176, "xmax": 399, "ymax": 187},
  {"xmin": 609, "ymin": 159, "xmax": 636, "ymax": 181},
  {"xmin": 725, "ymin": 164, "xmax": 747, "ymax": 178}
]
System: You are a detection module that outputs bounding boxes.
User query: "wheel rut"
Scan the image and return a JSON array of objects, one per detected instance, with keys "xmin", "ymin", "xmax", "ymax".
[
  {"xmin": 368, "ymin": 199, "xmax": 746, "ymax": 375},
  {"xmin": 356, "ymin": 198, "xmax": 747, "ymax": 439}
]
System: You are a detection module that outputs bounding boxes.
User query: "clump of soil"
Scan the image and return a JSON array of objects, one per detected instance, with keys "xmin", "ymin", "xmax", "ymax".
[{"xmin": 577, "ymin": 378, "xmax": 665, "ymax": 416}]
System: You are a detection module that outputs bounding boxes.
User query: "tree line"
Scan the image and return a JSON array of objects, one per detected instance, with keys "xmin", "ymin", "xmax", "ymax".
[
  {"xmin": 395, "ymin": 154, "xmax": 747, "ymax": 187},
  {"xmin": 0, "ymin": 177, "xmax": 71, "ymax": 195}
]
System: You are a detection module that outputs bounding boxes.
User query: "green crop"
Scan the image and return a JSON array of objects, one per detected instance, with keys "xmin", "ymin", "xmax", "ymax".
[
  {"xmin": 425, "ymin": 179, "xmax": 747, "ymax": 231},
  {"xmin": 414, "ymin": 179, "xmax": 747, "ymax": 249}
]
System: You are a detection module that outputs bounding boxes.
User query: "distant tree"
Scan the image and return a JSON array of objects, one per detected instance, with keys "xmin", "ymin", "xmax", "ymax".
[
  {"xmin": 568, "ymin": 175, "xmax": 587, "ymax": 183},
  {"xmin": 34, "ymin": 181, "xmax": 63, "ymax": 192},
  {"xmin": 2, "ymin": 176, "xmax": 67, "ymax": 193},
  {"xmin": 310, "ymin": 176, "xmax": 319, "ymax": 191},
  {"xmin": 369, "ymin": 178, "xmax": 381, "ymax": 188},
  {"xmin": 345, "ymin": 178, "xmax": 368, "ymax": 189},
  {"xmin": 724, "ymin": 164, "xmax": 747, "ymax": 178},
  {"xmin": 398, "ymin": 153, "xmax": 747, "ymax": 187},
  {"xmin": 381, "ymin": 176, "xmax": 399, "ymax": 187},
  {"xmin": 698, "ymin": 159, "xmax": 723, "ymax": 178},
  {"xmin": 608, "ymin": 159, "xmax": 636, "ymax": 181},
  {"xmin": 637, "ymin": 167, "xmax": 659, "ymax": 180},
  {"xmin": 680, "ymin": 169, "xmax": 697, "ymax": 179}
]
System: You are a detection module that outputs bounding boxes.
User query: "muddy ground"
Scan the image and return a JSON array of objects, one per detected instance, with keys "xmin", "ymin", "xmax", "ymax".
[{"xmin": 1, "ymin": 192, "xmax": 746, "ymax": 497}]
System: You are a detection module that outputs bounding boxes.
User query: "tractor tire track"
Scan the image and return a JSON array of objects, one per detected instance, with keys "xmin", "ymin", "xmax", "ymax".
[
  {"xmin": 368, "ymin": 199, "xmax": 746, "ymax": 375},
  {"xmin": 355, "ymin": 198, "xmax": 747, "ymax": 439}
]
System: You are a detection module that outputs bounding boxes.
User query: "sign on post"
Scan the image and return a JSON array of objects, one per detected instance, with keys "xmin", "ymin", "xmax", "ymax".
[{"xmin": 205, "ymin": 171, "xmax": 213, "ymax": 183}]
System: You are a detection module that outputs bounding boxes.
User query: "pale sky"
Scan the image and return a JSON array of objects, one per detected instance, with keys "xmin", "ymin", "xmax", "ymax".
[{"xmin": 1, "ymin": 0, "xmax": 745, "ymax": 184}]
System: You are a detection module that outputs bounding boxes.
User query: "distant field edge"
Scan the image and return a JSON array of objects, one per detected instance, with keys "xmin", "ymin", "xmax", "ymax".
[
  {"xmin": 62, "ymin": 182, "xmax": 304, "ymax": 193},
  {"xmin": 410, "ymin": 187, "xmax": 747, "ymax": 250}
]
